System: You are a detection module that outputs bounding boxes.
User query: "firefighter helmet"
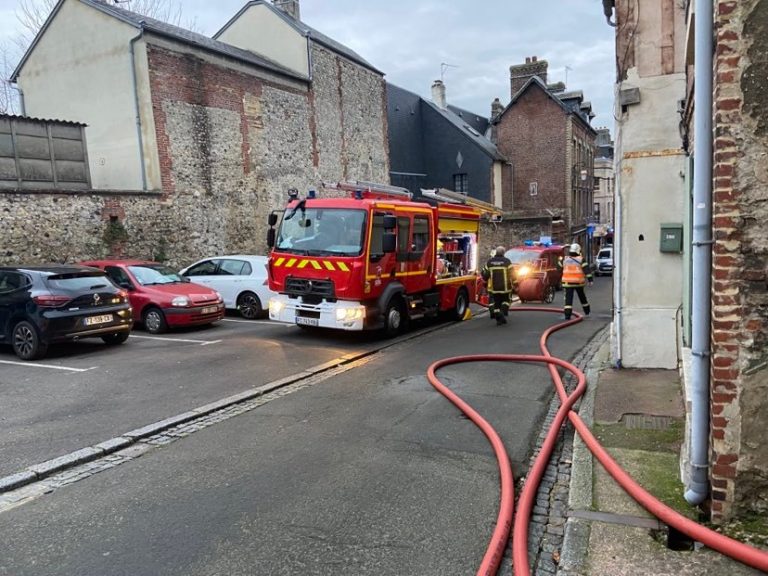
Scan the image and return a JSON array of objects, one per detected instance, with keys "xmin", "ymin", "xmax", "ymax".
[{"xmin": 570, "ymin": 243, "xmax": 582, "ymax": 255}]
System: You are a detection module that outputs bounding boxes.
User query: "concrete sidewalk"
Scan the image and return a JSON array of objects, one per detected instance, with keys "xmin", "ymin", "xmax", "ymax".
[{"xmin": 558, "ymin": 341, "xmax": 765, "ymax": 576}]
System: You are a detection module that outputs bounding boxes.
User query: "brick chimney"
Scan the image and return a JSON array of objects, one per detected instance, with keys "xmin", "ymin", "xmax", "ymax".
[
  {"xmin": 510, "ymin": 56, "xmax": 548, "ymax": 98},
  {"xmin": 431, "ymin": 79, "xmax": 447, "ymax": 110},
  {"xmin": 273, "ymin": 0, "xmax": 300, "ymax": 19},
  {"xmin": 491, "ymin": 97, "xmax": 504, "ymax": 120}
]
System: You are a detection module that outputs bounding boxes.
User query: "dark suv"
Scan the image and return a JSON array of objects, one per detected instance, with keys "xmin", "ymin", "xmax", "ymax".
[{"xmin": 0, "ymin": 265, "xmax": 133, "ymax": 360}]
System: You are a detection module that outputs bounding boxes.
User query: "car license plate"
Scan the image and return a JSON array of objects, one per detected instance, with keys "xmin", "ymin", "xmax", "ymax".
[
  {"xmin": 85, "ymin": 314, "xmax": 113, "ymax": 326},
  {"xmin": 296, "ymin": 316, "xmax": 319, "ymax": 327},
  {"xmin": 201, "ymin": 306, "xmax": 218, "ymax": 315}
]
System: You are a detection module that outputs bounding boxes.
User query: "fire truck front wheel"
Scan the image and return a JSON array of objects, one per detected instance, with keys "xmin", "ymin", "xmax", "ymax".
[
  {"xmin": 451, "ymin": 288, "xmax": 469, "ymax": 321},
  {"xmin": 383, "ymin": 297, "xmax": 406, "ymax": 337}
]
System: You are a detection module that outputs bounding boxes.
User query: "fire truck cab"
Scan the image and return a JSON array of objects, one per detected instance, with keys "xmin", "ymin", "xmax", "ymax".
[{"xmin": 266, "ymin": 182, "xmax": 496, "ymax": 335}]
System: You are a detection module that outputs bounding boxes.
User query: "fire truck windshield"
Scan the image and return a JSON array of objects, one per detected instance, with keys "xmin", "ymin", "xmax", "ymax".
[{"xmin": 276, "ymin": 208, "xmax": 367, "ymax": 256}]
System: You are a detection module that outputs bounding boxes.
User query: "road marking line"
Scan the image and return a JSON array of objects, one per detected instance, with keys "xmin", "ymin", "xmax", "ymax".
[
  {"xmin": 221, "ymin": 319, "xmax": 289, "ymax": 326},
  {"xmin": 128, "ymin": 335, "xmax": 222, "ymax": 345},
  {"xmin": 0, "ymin": 360, "xmax": 96, "ymax": 372}
]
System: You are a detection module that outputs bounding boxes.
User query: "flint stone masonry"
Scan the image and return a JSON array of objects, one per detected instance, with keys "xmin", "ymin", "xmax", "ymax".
[{"xmin": 1, "ymin": 40, "xmax": 389, "ymax": 268}]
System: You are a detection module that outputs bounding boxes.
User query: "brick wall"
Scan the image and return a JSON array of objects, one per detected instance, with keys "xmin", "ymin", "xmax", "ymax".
[
  {"xmin": 495, "ymin": 84, "xmax": 568, "ymax": 219},
  {"xmin": 708, "ymin": 0, "xmax": 768, "ymax": 523}
]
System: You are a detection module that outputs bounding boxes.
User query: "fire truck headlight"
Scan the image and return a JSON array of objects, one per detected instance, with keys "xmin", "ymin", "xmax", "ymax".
[
  {"xmin": 269, "ymin": 298, "xmax": 285, "ymax": 316},
  {"xmin": 335, "ymin": 307, "xmax": 364, "ymax": 322},
  {"xmin": 518, "ymin": 265, "xmax": 531, "ymax": 278}
]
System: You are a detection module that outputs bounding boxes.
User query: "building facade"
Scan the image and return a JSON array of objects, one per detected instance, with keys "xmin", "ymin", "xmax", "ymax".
[
  {"xmin": 5, "ymin": 0, "xmax": 388, "ymax": 267},
  {"xmin": 492, "ymin": 57, "xmax": 598, "ymax": 251}
]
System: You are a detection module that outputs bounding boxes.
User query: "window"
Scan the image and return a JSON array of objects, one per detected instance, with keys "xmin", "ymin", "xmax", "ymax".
[
  {"xmin": 397, "ymin": 216, "xmax": 411, "ymax": 254},
  {"xmin": 453, "ymin": 173, "xmax": 468, "ymax": 195},
  {"xmin": 594, "ymin": 203, "xmax": 601, "ymax": 222},
  {"xmin": 219, "ymin": 259, "xmax": 247, "ymax": 276},
  {"xmin": 0, "ymin": 271, "xmax": 27, "ymax": 292},
  {"xmin": 412, "ymin": 216, "xmax": 430, "ymax": 252},
  {"xmin": 529, "ymin": 181, "xmax": 538, "ymax": 196},
  {"xmin": 370, "ymin": 212, "xmax": 386, "ymax": 257},
  {"xmin": 105, "ymin": 266, "xmax": 132, "ymax": 288},
  {"xmin": 185, "ymin": 260, "xmax": 218, "ymax": 276}
]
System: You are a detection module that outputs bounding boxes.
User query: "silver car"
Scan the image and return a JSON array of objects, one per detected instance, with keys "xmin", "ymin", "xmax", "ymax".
[
  {"xmin": 180, "ymin": 255, "xmax": 275, "ymax": 319},
  {"xmin": 595, "ymin": 247, "xmax": 614, "ymax": 276}
]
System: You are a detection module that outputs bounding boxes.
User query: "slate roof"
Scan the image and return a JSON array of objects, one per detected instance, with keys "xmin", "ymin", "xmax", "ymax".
[
  {"xmin": 12, "ymin": 0, "xmax": 306, "ymax": 82},
  {"xmin": 421, "ymin": 100, "xmax": 505, "ymax": 161},
  {"xmin": 496, "ymin": 76, "xmax": 596, "ymax": 134},
  {"xmin": 447, "ymin": 104, "xmax": 490, "ymax": 136},
  {"xmin": 214, "ymin": 1, "xmax": 382, "ymax": 75}
]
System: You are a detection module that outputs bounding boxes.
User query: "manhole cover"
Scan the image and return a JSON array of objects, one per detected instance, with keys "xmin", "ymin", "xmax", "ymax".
[{"xmin": 622, "ymin": 414, "xmax": 676, "ymax": 430}]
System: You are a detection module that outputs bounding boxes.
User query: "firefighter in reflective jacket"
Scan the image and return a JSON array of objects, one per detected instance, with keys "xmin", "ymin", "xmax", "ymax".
[
  {"xmin": 482, "ymin": 246, "xmax": 513, "ymax": 325},
  {"xmin": 557, "ymin": 243, "xmax": 593, "ymax": 320}
]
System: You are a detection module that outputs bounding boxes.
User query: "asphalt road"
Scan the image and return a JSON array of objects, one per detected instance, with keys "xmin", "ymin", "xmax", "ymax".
[{"xmin": 0, "ymin": 277, "xmax": 612, "ymax": 576}]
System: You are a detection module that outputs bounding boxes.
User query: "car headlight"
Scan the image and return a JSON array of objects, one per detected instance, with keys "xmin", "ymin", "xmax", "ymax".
[
  {"xmin": 269, "ymin": 298, "xmax": 285, "ymax": 315},
  {"xmin": 172, "ymin": 296, "xmax": 190, "ymax": 307},
  {"xmin": 518, "ymin": 265, "xmax": 531, "ymax": 278},
  {"xmin": 335, "ymin": 307, "xmax": 364, "ymax": 322}
]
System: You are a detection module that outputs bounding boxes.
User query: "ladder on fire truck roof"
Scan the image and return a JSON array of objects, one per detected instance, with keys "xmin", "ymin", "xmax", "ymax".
[
  {"xmin": 322, "ymin": 180, "xmax": 413, "ymax": 200},
  {"xmin": 420, "ymin": 188, "xmax": 503, "ymax": 218}
]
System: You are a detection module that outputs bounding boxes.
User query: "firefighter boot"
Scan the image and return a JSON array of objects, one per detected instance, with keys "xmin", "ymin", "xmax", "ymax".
[
  {"xmin": 496, "ymin": 311, "xmax": 507, "ymax": 326},
  {"xmin": 583, "ymin": 303, "xmax": 591, "ymax": 316}
]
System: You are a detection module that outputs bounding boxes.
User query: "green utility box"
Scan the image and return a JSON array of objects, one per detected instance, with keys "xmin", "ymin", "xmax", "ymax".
[{"xmin": 660, "ymin": 223, "xmax": 684, "ymax": 253}]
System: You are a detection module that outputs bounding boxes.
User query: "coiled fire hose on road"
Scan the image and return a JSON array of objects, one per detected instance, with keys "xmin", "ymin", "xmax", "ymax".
[{"xmin": 426, "ymin": 306, "xmax": 768, "ymax": 576}]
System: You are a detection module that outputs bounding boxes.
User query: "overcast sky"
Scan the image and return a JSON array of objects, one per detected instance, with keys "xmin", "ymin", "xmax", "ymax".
[{"xmin": 0, "ymin": 0, "xmax": 617, "ymax": 129}]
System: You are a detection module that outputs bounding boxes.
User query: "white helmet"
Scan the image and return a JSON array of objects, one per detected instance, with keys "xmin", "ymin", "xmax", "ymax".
[{"xmin": 570, "ymin": 243, "xmax": 582, "ymax": 255}]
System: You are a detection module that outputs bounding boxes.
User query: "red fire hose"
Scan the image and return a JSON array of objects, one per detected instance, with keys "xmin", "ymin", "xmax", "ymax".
[{"xmin": 426, "ymin": 306, "xmax": 768, "ymax": 575}]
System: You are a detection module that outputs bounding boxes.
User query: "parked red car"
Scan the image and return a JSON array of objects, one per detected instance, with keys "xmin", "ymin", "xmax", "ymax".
[{"xmin": 79, "ymin": 260, "xmax": 224, "ymax": 334}]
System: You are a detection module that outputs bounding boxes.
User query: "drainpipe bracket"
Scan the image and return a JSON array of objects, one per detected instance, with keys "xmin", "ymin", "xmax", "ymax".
[
  {"xmin": 691, "ymin": 349, "xmax": 711, "ymax": 358},
  {"xmin": 692, "ymin": 240, "xmax": 715, "ymax": 247}
]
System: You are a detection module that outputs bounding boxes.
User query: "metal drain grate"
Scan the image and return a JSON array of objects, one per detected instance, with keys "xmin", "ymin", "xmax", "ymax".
[{"xmin": 622, "ymin": 414, "xmax": 676, "ymax": 430}]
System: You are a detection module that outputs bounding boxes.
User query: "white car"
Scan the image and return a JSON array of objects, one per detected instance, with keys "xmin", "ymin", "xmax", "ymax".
[{"xmin": 179, "ymin": 255, "xmax": 274, "ymax": 319}]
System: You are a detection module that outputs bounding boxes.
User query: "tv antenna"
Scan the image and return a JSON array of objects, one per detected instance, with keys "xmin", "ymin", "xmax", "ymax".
[
  {"xmin": 441, "ymin": 63, "xmax": 459, "ymax": 82},
  {"xmin": 564, "ymin": 65, "xmax": 573, "ymax": 86}
]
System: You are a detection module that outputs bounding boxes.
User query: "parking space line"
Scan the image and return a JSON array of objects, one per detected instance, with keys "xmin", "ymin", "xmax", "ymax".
[
  {"xmin": 0, "ymin": 360, "xmax": 96, "ymax": 372},
  {"xmin": 128, "ymin": 335, "xmax": 222, "ymax": 345},
  {"xmin": 221, "ymin": 319, "xmax": 283, "ymax": 325}
]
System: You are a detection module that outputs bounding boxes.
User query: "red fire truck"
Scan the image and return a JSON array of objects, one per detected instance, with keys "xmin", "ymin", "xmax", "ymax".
[{"xmin": 266, "ymin": 181, "xmax": 500, "ymax": 335}]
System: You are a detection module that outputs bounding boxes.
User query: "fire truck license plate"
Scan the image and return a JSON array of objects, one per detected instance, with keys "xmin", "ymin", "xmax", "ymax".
[{"xmin": 296, "ymin": 316, "xmax": 319, "ymax": 327}]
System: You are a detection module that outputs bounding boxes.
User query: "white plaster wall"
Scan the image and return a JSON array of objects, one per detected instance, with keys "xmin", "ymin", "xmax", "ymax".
[
  {"xmin": 214, "ymin": 4, "xmax": 309, "ymax": 78},
  {"xmin": 18, "ymin": 0, "xmax": 145, "ymax": 190},
  {"xmin": 616, "ymin": 71, "xmax": 687, "ymax": 368}
]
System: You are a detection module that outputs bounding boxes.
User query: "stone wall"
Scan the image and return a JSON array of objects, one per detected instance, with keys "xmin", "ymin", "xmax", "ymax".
[
  {"xmin": 708, "ymin": 0, "xmax": 768, "ymax": 522},
  {"xmin": 0, "ymin": 42, "xmax": 389, "ymax": 269}
]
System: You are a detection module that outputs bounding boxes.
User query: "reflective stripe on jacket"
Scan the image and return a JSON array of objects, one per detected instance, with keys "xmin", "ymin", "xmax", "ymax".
[
  {"xmin": 484, "ymin": 256, "xmax": 513, "ymax": 293},
  {"xmin": 561, "ymin": 256, "xmax": 588, "ymax": 287}
]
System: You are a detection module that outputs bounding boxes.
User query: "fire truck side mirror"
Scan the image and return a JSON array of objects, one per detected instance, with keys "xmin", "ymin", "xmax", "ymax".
[
  {"xmin": 268, "ymin": 212, "xmax": 278, "ymax": 227},
  {"xmin": 383, "ymin": 215, "xmax": 397, "ymax": 230},
  {"xmin": 382, "ymin": 232, "xmax": 396, "ymax": 253},
  {"xmin": 266, "ymin": 228, "xmax": 276, "ymax": 248}
]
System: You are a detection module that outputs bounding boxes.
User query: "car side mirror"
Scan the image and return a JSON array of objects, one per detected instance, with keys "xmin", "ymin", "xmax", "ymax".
[
  {"xmin": 119, "ymin": 281, "xmax": 134, "ymax": 290},
  {"xmin": 267, "ymin": 228, "xmax": 276, "ymax": 248},
  {"xmin": 268, "ymin": 212, "xmax": 278, "ymax": 227},
  {"xmin": 181, "ymin": 276, "xmax": 191, "ymax": 283}
]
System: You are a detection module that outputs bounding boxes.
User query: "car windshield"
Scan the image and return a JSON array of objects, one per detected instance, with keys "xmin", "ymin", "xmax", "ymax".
[
  {"xmin": 276, "ymin": 208, "xmax": 366, "ymax": 256},
  {"xmin": 128, "ymin": 264, "xmax": 183, "ymax": 286},
  {"xmin": 598, "ymin": 250, "xmax": 612, "ymax": 259},
  {"xmin": 504, "ymin": 249, "xmax": 543, "ymax": 264}
]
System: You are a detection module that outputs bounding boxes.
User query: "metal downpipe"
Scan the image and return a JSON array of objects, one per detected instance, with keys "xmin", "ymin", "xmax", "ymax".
[
  {"xmin": 685, "ymin": 0, "xmax": 714, "ymax": 506},
  {"xmin": 129, "ymin": 24, "xmax": 148, "ymax": 191}
]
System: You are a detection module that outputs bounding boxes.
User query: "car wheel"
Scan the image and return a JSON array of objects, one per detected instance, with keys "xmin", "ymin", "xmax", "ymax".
[
  {"xmin": 451, "ymin": 288, "xmax": 469, "ymax": 321},
  {"xmin": 12, "ymin": 320, "xmax": 48, "ymax": 360},
  {"xmin": 102, "ymin": 332, "xmax": 130, "ymax": 345},
  {"xmin": 237, "ymin": 291, "xmax": 263, "ymax": 320},
  {"xmin": 143, "ymin": 307, "xmax": 167, "ymax": 334},
  {"xmin": 543, "ymin": 285, "xmax": 556, "ymax": 304},
  {"xmin": 383, "ymin": 298, "xmax": 406, "ymax": 337}
]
